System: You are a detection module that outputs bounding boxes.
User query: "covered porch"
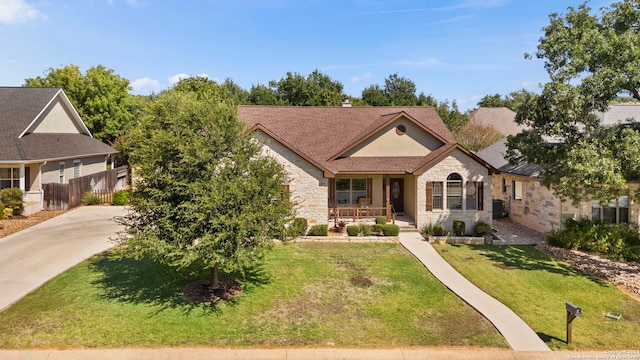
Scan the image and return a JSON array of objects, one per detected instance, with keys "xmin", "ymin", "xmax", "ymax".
[{"xmin": 327, "ymin": 174, "xmax": 417, "ymax": 226}]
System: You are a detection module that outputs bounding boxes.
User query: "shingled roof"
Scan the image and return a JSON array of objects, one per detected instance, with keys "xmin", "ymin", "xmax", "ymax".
[
  {"xmin": 0, "ymin": 87, "xmax": 117, "ymax": 162},
  {"xmin": 239, "ymin": 106, "xmax": 494, "ymax": 176}
]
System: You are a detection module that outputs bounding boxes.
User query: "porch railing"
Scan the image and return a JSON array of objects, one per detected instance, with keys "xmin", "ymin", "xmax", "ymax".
[{"xmin": 329, "ymin": 207, "xmax": 387, "ymax": 222}]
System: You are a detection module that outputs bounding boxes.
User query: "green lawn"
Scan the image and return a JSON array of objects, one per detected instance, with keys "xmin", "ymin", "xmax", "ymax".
[
  {"xmin": 434, "ymin": 244, "xmax": 640, "ymax": 350},
  {"xmin": 0, "ymin": 242, "xmax": 507, "ymax": 348}
]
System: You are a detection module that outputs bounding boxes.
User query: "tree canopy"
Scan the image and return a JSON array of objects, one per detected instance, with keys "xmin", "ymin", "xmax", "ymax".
[
  {"xmin": 476, "ymin": 89, "xmax": 535, "ymax": 112},
  {"xmin": 115, "ymin": 79, "xmax": 294, "ymax": 288},
  {"xmin": 24, "ymin": 64, "xmax": 134, "ymax": 144},
  {"xmin": 248, "ymin": 69, "xmax": 344, "ymax": 106},
  {"xmin": 508, "ymin": 0, "xmax": 640, "ymax": 204}
]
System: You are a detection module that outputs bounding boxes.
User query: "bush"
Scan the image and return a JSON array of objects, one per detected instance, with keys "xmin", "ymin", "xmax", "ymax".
[
  {"xmin": 307, "ymin": 224, "xmax": 328, "ymax": 236},
  {"xmin": 359, "ymin": 223, "xmax": 372, "ymax": 236},
  {"xmin": 419, "ymin": 223, "xmax": 433, "ymax": 237},
  {"xmin": 373, "ymin": 224, "xmax": 384, "ymax": 234},
  {"xmin": 3, "ymin": 208, "xmax": 13, "ymax": 219},
  {"xmin": 0, "ymin": 202, "xmax": 4, "ymax": 219},
  {"xmin": 81, "ymin": 191, "xmax": 101, "ymax": 205},
  {"xmin": 433, "ymin": 224, "xmax": 446, "ymax": 236},
  {"xmin": 382, "ymin": 224, "xmax": 400, "ymax": 236},
  {"xmin": 548, "ymin": 218, "xmax": 640, "ymax": 262},
  {"xmin": 453, "ymin": 220, "xmax": 465, "ymax": 236},
  {"xmin": 375, "ymin": 216, "xmax": 387, "ymax": 225},
  {"xmin": 287, "ymin": 218, "xmax": 308, "ymax": 238},
  {"xmin": 112, "ymin": 190, "xmax": 130, "ymax": 205},
  {"xmin": 346, "ymin": 225, "xmax": 360, "ymax": 236},
  {"xmin": 0, "ymin": 188, "xmax": 23, "ymax": 215},
  {"xmin": 473, "ymin": 221, "xmax": 493, "ymax": 236}
]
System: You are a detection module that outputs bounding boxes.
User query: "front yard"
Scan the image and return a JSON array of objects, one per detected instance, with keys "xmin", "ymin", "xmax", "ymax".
[
  {"xmin": 0, "ymin": 242, "xmax": 506, "ymax": 348},
  {"xmin": 435, "ymin": 244, "xmax": 640, "ymax": 350}
]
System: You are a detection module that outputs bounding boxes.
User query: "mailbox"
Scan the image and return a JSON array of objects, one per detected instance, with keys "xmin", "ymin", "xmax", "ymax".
[
  {"xmin": 565, "ymin": 302, "xmax": 582, "ymax": 344},
  {"xmin": 566, "ymin": 302, "xmax": 582, "ymax": 318}
]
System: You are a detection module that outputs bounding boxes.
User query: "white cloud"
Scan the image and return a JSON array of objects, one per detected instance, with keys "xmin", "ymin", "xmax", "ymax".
[
  {"xmin": 168, "ymin": 72, "xmax": 216, "ymax": 85},
  {"xmin": 130, "ymin": 77, "xmax": 163, "ymax": 95},
  {"xmin": 350, "ymin": 72, "xmax": 373, "ymax": 83},
  {"xmin": 0, "ymin": 0, "xmax": 46, "ymax": 24}
]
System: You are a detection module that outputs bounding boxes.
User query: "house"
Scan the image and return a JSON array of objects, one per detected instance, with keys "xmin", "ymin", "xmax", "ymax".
[
  {"xmin": 466, "ymin": 107, "xmax": 528, "ymax": 137},
  {"xmin": 477, "ymin": 104, "xmax": 640, "ymax": 233},
  {"xmin": 239, "ymin": 104, "xmax": 496, "ymax": 232},
  {"xmin": 0, "ymin": 87, "xmax": 118, "ymax": 214}
]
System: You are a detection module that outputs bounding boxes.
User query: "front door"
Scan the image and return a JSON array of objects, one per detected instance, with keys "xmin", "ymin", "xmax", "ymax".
[{"xmin": 390, "ymin": 178, "xmax": 404, "ymax": 214}]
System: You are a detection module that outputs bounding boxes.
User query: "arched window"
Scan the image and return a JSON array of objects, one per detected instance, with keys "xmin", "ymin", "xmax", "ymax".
[{"xmin": 446, "ymin": 173, "xmax": 462, "ymax": 210}]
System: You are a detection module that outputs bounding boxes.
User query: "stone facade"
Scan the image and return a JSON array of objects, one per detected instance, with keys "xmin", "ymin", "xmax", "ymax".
[
  {"xmin": 416, "ymin": 148, "xmax": 493, "ymax": 234},
  {"xmin": 255, "ymin": 131, "xmax": 328, "ymax": 225}
]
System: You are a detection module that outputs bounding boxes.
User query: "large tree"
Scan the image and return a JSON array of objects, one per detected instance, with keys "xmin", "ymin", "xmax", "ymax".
[
  {"xmin": 476, "ymin": 89, "xmax": 535, "ymax": 112},
  {"xmin": 24, "ymin": 64, "xmax": 134, "ymax": 144},
  {"xmin": 508, "ymin": 0, "xmax": 640, "ymax": 204},
  {"xmin": 249, "ymin": 69, "xmax": 344, "ymax": 106},
  {"xmin": 115, "ymin": 80, "xmax": 294, "ymax": 289}
]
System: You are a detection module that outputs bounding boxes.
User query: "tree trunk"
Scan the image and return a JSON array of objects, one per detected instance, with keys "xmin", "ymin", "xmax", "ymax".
[{"xmin": 210, "ymin": 264, "xmax": 220, "ymax": 289}]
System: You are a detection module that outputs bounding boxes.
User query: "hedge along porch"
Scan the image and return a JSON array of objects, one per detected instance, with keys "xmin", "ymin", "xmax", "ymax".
[{"xmin": 240, "ymin": 104, "xmax": 497, "ymax": 231}]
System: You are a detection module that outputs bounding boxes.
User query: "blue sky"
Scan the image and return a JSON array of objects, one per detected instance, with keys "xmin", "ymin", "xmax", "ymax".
[{"xmin": 0, "ymin": 0, "xmax": 613, "ymax": 110}]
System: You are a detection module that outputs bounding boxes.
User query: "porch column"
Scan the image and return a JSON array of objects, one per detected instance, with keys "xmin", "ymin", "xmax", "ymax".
[
  {"xmin": 19, "ymin": 164, "xmax": 26, "ymax": 192},
  {"xmin": 385, "ymin": 176, "xmax": 391, "ymax": 222}
]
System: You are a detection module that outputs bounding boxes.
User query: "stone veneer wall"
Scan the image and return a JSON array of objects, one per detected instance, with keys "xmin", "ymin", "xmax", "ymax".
[
  {"xmin": 491, "ymin": 174, "xmax": 562, "ymax": 233},
  {"xmin": 254, "ymin": 132, "xmax": 328, "ymax": 225},
  {"xmin": 416, "ymin": 149, "xmax": 492, "ymax": 233}
]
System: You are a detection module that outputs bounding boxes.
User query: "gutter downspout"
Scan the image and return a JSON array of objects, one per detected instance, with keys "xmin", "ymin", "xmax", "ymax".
[{"xmin": 39, "ymin": 161, "xmax": 46, "ymax": 211}]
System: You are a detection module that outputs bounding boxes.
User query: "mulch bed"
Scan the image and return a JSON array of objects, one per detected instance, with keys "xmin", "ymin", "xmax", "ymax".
[
  {"xmin": 0, "ymin": 210, "xmax": 68, "ymax": 238},
  {"xmin": 182, "ymin": 279, "xmax": 242, "ymax": 303}
]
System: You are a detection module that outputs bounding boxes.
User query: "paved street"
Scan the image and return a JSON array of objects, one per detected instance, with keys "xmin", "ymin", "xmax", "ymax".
[{"xmin": 0, "ymin": 206, "xmax": 128, "ymax": 311}]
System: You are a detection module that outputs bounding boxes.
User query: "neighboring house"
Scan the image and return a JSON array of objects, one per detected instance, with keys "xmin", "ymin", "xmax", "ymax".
[
  {"xmin": 466, "ymin": 107, "xmax": 528, "ymax": 136},
  {"xmin": 0, "ymin": 87, "xmax": 118, "ymax": 214},
  {"xmin": 239, "ymin": 104, "xmax": 496, "ymax": 232},
  {"xmin": 477, "ymin": 104, "xmax": 640, "ymax": 233}
]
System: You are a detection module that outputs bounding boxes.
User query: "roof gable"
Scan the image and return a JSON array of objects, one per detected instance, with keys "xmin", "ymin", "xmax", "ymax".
[
  {"xmin": 20, "ymin": 89, "xmax": 91, "ymax": 137},
  {"xmin": 332, "ymin": 112, "xmax": 446, "ymax": 159}
]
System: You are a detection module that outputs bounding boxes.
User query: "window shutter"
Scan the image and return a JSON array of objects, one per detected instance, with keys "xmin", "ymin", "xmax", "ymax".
[
  {"xmin": 328, "ymin": 178, "xmax": 336, "ymax": 206},
  {"xmin": 366, "ymin": 178, "xmax": 372, "ymax": 200},
  {"xmin": 426, "ymin": 182, "xmax": 433, "ymax": 211},
  {"xmin": 477, "ymin": 181, "xmax": 484, "ymax": 210}
]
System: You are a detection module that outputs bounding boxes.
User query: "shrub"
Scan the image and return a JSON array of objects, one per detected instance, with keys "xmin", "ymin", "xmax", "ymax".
[
  {"xmin": 287, "ymin": 218, "xmax": 308, "ymax": 238},
  {"xmin": 346, "ymin": 225, "xmax": 360, "ymax": 236},
  {"xmin": 3, "ymin": 208, "xmax": 13, "ymax": 219},
  {"xmin": 359, "ymin": 223, "xmax": 372, "ymax": 236},
  {"xmin": 112, "ymin": 190, "xmax": 130, "ymax": 205},
  {"xmin": 0, "ymin": 202, "xmax": 4, "ymax": 219},
  {"xmin": 373, "ymin": 224, "xmax": 384, "ymax": 234},
  {"xmin": 81, "ymin": 191, "xmax": 101, "ymax": 205},
  {"xmin": 419, "ymin": 223, "xmax": 433, "ymax": 237},
  {"xmin": 307, "ymin": 224, "xmax": 328, "ymax": 236},
  {"xmin": 382, "ymin": 224, "xmax": 400, "ymax": 236},
  {"xmin": 433, "ymin": 224, "xmax": 446, "ymax": 236},
  {"xmin": 375, "ymin": 216, "xmax": 387, "ymax": 225},
  {"xmin": 453, "ymin": 220, "xmax": 465, "ymax": 236},
  {"xmin": 473, "ymin": 221, "xmax": 493, "ymax": 236},
  {"xmin": 0, "ymin": 188, "xmax": 23, "ymax": 215}
]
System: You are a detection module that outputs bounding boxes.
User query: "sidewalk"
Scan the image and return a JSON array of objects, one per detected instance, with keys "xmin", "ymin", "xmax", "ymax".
[{"xmin": 399, "ymin": 232, "xmax": 551, "ymax": 352}]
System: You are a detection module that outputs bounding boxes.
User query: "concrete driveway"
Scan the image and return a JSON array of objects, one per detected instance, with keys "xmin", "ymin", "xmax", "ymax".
[{"xmin": 0, "ymin": 206, "xmax": 128, "ymax": 311}]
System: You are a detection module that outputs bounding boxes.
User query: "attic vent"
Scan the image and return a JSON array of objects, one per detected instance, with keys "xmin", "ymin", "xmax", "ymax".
[{"xmin": 396, "ymin": 125, "xmax": 406, "ymax": 135}]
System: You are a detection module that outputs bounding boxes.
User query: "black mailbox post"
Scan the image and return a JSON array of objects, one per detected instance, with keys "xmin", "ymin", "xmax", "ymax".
[{"xmin": 566, "ymin": 302, "xmax": 582, "ymax": 344}]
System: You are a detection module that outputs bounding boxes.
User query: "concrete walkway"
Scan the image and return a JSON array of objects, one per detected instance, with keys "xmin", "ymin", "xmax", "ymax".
[
  {"xmin": 399, "ymin": 232, "xmax": 551, "ymax": 352},
  {"xmin": 0, "ymin": 206, "xmax": 127, "ymax": 311}
]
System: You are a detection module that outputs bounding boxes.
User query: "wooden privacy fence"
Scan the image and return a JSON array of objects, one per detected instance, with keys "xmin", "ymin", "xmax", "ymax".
[{"xmin": 43, "ymin": 166, "xmax": 128, "ymax": 211}]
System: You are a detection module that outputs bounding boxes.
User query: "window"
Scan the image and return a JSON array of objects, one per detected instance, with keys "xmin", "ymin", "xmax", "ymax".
[
  {"xmin": 432, "ymin": 182, "xmax": 443, "ymax": 210},
  {"xmin": 73, "ymin": 160, "xmax": 81, "ymax": 178},
  {"xmin": 446, "ymin": 173, "xmax": 462, "ymax": 210},
  {"xmin": 592, "ymin": 197, "xmax": 629, "ymax": 224},
  {"xmin": 512, "ymin": 180, "xmax": 523, "ymax": 200},
  {"xmin": 0, "ymin": 168, "xmax": 19, "ymax": 189},
  {"xmin": 502, "ymin": 178, "xmax": 507, "ymax": 193},
  {"xmin": 59, "ymin": 162, "xmax": 65, "ymax": 184},
  {"xmin": 466, "ymin": 182, "xmax": 477, "ymax": 210},
  {"xmin": 335, "ymin": 178, "xmax": 367, "ymax": 205}
]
